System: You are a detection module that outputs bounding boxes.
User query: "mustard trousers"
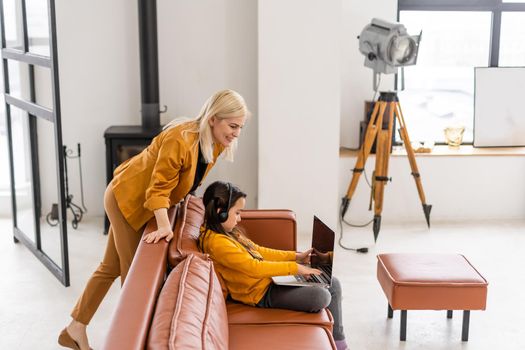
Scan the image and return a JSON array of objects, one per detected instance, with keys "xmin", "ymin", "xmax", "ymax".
[{"xmin": 71, "ymin": 184, "xmax": 142, "ymax": 325}]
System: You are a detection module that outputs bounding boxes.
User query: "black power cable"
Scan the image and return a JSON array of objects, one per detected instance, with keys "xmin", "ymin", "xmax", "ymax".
[
  {"xmin": 338, "ymin": 199, "xmax": 370, "ymax": 253},
  {"xmin": 338, "ymin": 166, "xmax": 374, "ymax": 253}
]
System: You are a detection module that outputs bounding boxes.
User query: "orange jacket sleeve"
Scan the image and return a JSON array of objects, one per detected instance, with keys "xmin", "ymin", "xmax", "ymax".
[{"xmin": 143, "ymin": 131, "xmax": 185, "ymax": 211}]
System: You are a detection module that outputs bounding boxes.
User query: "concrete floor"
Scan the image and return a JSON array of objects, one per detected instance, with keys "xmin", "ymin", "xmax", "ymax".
[{"xmin": 1, "ymin": 216, "xmax": 524, "ymax": 349}]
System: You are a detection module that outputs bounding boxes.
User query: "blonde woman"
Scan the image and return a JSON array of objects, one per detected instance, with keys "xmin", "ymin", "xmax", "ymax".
[{"xmin": 58, "ymin": 90, "xmax": 249, "ymax": 350}]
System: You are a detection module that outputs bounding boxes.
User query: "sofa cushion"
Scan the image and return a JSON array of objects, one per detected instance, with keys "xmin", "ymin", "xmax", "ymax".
[
  {"xmin": 168, "ymin": 195, "xmax": 206, "ymax": 267},
  {"xmin": 147, "ymin": 254, "xmax": 229, "ymax": 350},
  {"xmin": 226, "ymin": 301, "xmax": 333, "ymax": 332},
  {"xmin": 168, "ymin": 194, "xmax": 229, "ymax": 298},
  {"xmin": 229, "ymin": 324, "xmax": 336, "ymax": 350}
]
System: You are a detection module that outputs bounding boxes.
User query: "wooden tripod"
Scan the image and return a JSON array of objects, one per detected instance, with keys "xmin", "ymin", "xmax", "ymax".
[{"xmin": 341, "ymin": 92, "xmax": 431, "ymax": 241}]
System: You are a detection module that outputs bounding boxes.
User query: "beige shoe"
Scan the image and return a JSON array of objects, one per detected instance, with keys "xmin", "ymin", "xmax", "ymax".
[
  {"xmin": 58, "ymin": 328, "xmax": 93, "ymax": 350},
  {"xmin": 58, "ymin": 328, "xmax": 80, "ymax": 350}
]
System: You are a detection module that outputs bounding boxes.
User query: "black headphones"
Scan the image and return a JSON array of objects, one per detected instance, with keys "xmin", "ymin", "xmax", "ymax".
[{"xmin": 217, "ymin": 182, "xmax": 233, "ymax": 223}]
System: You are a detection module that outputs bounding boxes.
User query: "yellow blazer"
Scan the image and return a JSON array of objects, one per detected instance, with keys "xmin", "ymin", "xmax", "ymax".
[
  {"xmin": 111, "ymin": 122, "xmax": 223, "ymax": 231},
  {"xmin": 199, "ymin": 227, "xmax": 298, "ymax": 306}
]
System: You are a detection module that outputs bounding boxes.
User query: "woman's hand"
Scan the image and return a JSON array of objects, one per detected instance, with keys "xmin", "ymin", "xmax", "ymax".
[
  {"xmin": 296, "ymin": 264, "xmax": 321, "ymax": 277},
  {"xmin": 143, "ymin": 207, "xmax": 173, "ymax": 244},
  {"xmin": 143, "ymin": 225, "xmax": 173, "ymax": 244},
  {"xmin": 296, "ymin": 248, "xmax": 313, "ymax": 263}
]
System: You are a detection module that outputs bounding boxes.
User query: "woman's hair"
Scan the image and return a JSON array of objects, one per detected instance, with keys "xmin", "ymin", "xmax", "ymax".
[
  {"xmin": 202, "ymin": 180, "xmax": 246, "ymax": 234},
  {"xmin": 164, "ymin": 89, "xmax": 249, "ymax": 163}
]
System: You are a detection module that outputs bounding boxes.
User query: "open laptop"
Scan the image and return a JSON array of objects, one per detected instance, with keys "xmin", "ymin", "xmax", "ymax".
[{"xmin": 272, "ymin": 216, "xmax": 334, "ymax": 288}]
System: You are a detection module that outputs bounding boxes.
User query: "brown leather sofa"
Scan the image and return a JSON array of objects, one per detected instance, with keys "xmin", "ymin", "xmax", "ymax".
[{"xmin": 103, "ymin": 195, "xmax": 336, "ymax": 350}]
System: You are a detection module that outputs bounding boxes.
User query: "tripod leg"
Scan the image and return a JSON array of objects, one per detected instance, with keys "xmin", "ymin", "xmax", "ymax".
[
  {"xmin": 370, "ymin": 102, "xmax": 395, "ymax": 240},
  {"xmin": 382, "ymin": 101, "xmax": 396, "ymax": 178},
  {"xmin": 373, "ymin": 129, "xmax": 390, "ymax": 241},
  {"xmin": 395, "ymin": 102, "xmax": 432, "ymax": 227},
  {"xmin": 342, "ymin": 102, "xmax": 387, "ymax": 217}
]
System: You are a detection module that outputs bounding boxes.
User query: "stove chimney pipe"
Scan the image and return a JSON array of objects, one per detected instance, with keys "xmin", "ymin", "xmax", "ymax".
[{"xmin": 138, "ymin": 0, "xmax": 160, "ymax": 129}]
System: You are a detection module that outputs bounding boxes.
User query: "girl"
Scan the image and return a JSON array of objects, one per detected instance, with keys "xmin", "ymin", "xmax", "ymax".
[
  {"xmin": 59, "ymin": 90, "xmax": 249, "ymax": 350},
  {"xmin": 198, "ymin": 181, "xmax": 348, "ymax": 350}
]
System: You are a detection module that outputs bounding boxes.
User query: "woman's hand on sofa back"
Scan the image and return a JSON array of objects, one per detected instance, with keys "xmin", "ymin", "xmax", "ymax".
[{"xmin": 143, "ymin": 225, "xmax": 173, "ymax": 244}]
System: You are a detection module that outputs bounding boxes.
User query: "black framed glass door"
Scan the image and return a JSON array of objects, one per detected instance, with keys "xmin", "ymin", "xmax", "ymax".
[{"xmin": 1, "ymin": 0, "xmax": 69, "ymax": 286}]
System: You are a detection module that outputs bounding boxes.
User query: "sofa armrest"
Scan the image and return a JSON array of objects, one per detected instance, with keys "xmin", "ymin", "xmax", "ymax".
[
  {"xmin": 102, "ymin": 206, "xmax": 178, "ymax": 350},
  {"xmin": 238, "ymin": 210, "xmax": 296, "ymax": 251}
]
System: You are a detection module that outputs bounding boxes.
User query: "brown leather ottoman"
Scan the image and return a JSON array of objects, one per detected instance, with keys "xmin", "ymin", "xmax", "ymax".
[{"xmin": 377, "ymin": 253, "xmax": 488, "ymax": 341}]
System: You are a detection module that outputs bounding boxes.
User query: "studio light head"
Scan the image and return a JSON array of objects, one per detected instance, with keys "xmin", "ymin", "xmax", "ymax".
[{"xmin": 358, "ymin": 18, "xmax": 421, "ymax": 78}]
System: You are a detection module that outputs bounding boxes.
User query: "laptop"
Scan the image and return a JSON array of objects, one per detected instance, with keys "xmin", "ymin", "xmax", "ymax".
[{"xmin": 272, "ymin": 216, "xmax": 334, "ymax": 288}]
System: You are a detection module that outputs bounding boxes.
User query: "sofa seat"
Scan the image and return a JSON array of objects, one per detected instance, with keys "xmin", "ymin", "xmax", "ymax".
[
  {"xmin": 229, "ymin": 324, "xmax": 336, "ymax": 350},
  {"xmin": 226, "ymin": 301, "xmax": 333, "ymax": 332}
]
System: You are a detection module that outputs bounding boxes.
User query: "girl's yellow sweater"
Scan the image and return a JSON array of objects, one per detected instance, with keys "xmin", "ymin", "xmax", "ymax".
[{"xmin": 199, "ymin": 227, "xmax": 298, "ymax": 305}]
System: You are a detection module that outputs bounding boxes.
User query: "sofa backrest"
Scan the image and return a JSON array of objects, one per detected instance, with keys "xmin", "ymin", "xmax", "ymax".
[
  {"xmin": 147, "ymin": 254, "xmax": 229, "ymax": 350},
  {"xmin": 168, "ymin": 194, "xmax": 206, "ymax": 268},
  {"xmin": 102, "ymin": 205, "xmax": 179, "ymax": 350},
  {"xmin": 168, "ymin": 196, "xmax": 298, "ymax": 269},
  {"xmin": 237, "ymin": 210, "xmax": 297, "ymax": 251}
]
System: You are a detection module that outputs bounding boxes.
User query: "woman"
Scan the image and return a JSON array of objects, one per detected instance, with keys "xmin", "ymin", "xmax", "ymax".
[
  {"xmin": 58, "ymin": 90, "xmax": 249, "ymax": 350},
  {"xmin": 198, "ymin": 181, "xmax": 348, "ymax": 350}
]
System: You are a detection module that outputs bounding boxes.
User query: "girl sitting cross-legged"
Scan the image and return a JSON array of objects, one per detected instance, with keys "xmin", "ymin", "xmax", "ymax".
[{"xmin": 198, "ymin": 181, "xmax": 348, "ymax": 350}]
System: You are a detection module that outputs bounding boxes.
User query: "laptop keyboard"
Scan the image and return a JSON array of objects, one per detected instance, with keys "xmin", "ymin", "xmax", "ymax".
[
  {"xmin": 294, "ymin": 270, "xmax": 331, "ymax": 285},
  {"xmin": 295, "ymin": 275, "xmax": 307, "ymax": 282},
  {"xmin": 318, "ymin": 265, "xmax": 332, "ymax": 275}
]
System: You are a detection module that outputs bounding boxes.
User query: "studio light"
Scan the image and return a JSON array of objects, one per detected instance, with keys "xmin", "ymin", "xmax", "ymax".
[
  {"xmin": 341, "ymin": 18, "xmax": 431, "ymax": 243},
  {"xmin": 358, "ymin": 18, "xmax": 421, "ymax": 90}
]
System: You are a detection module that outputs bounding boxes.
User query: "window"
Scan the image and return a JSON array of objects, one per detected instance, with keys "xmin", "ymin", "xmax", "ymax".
[
  {"xmin": 499, "ymin": 12, "xmax": 525, "ymax": 65},
  {"xmin": 1, "ymin": 0, "xmax": 70, "ymax": 286},
  {"xmin": 397, "ymin": 0, "xmax": 525, "ymax": 144}
]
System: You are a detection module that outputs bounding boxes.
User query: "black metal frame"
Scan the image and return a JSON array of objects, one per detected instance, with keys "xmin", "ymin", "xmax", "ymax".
[
  {"xmin": 1, "ymin": 0, "xmax": 69, "ymax": 286},
  {"xmin": 397, "ymin": 0, "xmax": 525, "ymax": 144}
]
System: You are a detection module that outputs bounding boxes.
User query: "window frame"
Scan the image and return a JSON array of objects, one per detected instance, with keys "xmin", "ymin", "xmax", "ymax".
[
  {"xmin": 397, "ymin": 0, "xmax": 525, "ymax": 145},
  {"xmin": 0, "ymin": 0, "xmax": 70, "ymax": 286}
]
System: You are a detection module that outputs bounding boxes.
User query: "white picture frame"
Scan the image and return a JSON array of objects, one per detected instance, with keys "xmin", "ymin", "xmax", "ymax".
[{"xmin": 474, "ymin": 67, "xmax": 525, "ymax": 147}]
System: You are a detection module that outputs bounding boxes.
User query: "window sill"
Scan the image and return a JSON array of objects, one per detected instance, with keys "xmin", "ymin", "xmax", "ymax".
[{"xmin": 340, "ymin": 145, "xmax": 525, "ymax": 157}]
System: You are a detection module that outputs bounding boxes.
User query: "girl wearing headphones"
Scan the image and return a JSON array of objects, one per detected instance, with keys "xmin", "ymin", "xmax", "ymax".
[
  {"xmin": 198, "ymin": 181, "xmax": 348, "ymax": 350},
  {"xmin": 59, "ymin": 90, "xmax": 249, "ymax": 350}
]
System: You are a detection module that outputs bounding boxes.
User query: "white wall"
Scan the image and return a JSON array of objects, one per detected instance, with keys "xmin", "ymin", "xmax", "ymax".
[
  {"xmin": 157, "ymin": 0, "xmax": 258, "ymax": 208},
  {"xmin": 3, "ymin": 0, "xmax": 524, "ymax": 227},
  {"xmin": 339, "ymin": 154, "xmax": 525, "ymax": 223},
  {"xmin": 51, "ymin": 0, "xmax": 258, "ymax": 217},
  {"xmin": 55, "ymin": 0, "xmax": 141, "ymax": 217},
  {"xmin": 258, "ymin": 0, "xmax": 341, "ymax": 234}
]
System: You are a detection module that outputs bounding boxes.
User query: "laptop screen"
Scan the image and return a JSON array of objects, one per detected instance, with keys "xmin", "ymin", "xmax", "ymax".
[{"xmin": 310, "ymin": 216, "xmax": 334, "ymax": 278}]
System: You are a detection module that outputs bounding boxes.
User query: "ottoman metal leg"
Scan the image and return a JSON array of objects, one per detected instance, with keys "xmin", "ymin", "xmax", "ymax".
[
  {"xmin": 388, "ymin": 304, "xmax": 393, "ymax": 318},
  {"xmin": 447, "ymin": 310, "xmax": 453, "ymax": 319},
  {"xmin": 400, "ymin": 310, "xmax": 407, "ymax": 341},
  {"xmin": 462, "ymin": 310, "xmax": 470, "ymax": 341}
]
